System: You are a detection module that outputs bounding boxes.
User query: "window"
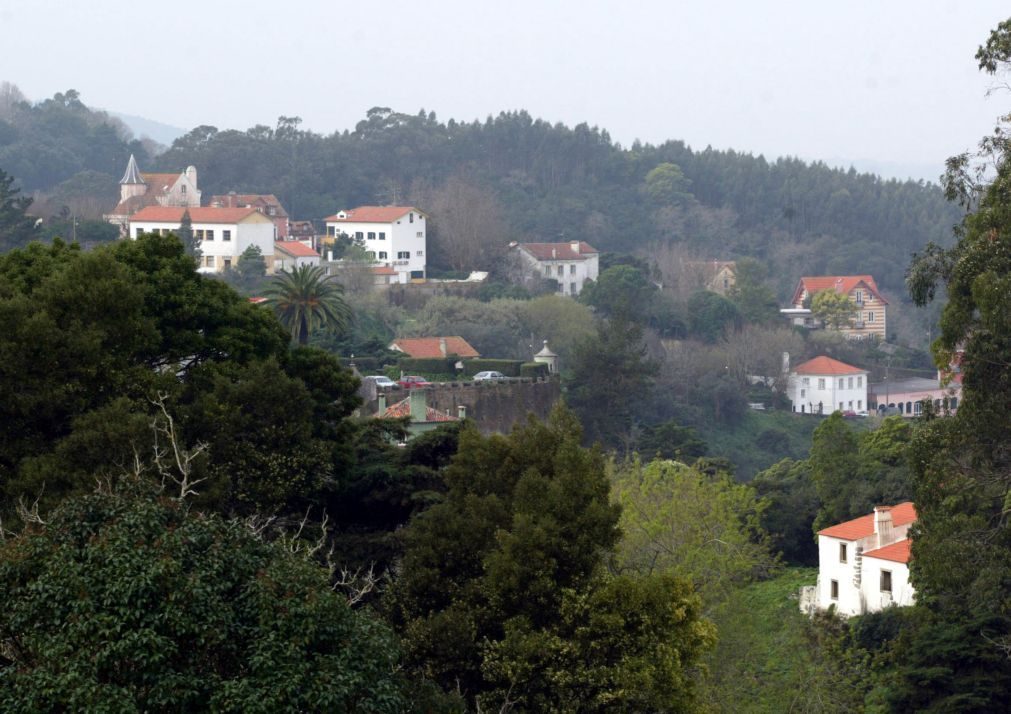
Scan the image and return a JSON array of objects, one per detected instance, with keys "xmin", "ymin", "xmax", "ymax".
[
  {"xmin": 802, "ymin": 377, "xmax": 810, "ymax": 386},
  {"xmin": 557, "ymin": 266, "xmax": 564, "ymax": 277},
  {"xmin": 858, "ymin": 400, "xmax": 862, "ymax": 410},
  {"xmin": 204, "ymin": 256, "xmax": 215, "ymax": 268},
  {"xmin": 830, "ymin": 580, "xmax": 839, "ymax": 600},
  {"xmin": 181, "ymin": 185, "xmax": 187, "ymax": 196},
  {"xmin": 570, "ymin": 282, "xmax": 577, "ymax": 295},
  {"xmin": 854, "ymin": 289, "xmax": 863, "ymax": 304},
  {"xmin": 327, "ymin": 226, "xmax": 336, "ymax": 236},
  {"xmin": 839, "ymin": 543, "xmax": 848, "ymax": 563},
  {"xmin": 880, "ymin": 570, "xmax": 892, "ymax": 593},
  {"xmin": 416, "ymin": 250, "xmax": 424, "ymax": 256},
  {"xmin": 206, "ymin": 230, "xmax": 214, "ymax": 240},
  {"xmin": 416, "ymin": 231, "xmax": 423, "ymax": 238},
  {"xmin": 839, "ymin": 402, "xmax": 844, "ymax": 411},
  {"xmin": 135, "ymin": 227, "xmax": 143, "ymax": 238},
  {"xmin": 378, "ymin": 251, "xmax": 388, "ymax": 259},
  {"xmin": 839, "ymin": 378, "xmax": 844, "ymax": 389},
  {"xmin": 378, "ymin": 232, "xmax": 386, "ymax": 240},
  {"xmin": 818, "ymin": 378, "xmax": 825, "ymax": 390},
  {"xmin": 800, "ymin": 389, "xmax": 806, "ymax": 398},
  {"xmin": 397, "ymin": 251, "xmax": 410, "ymax": 259},
  {"xmin": 867, "ymin": 312, "xmax": 875, "ymax": 322},
  {"xmin": 195, "ymin": 229, "xmax": 204, "ymax": 239},
  {"xmin": 366, "ymin": 251, "xmax": 376, "ymax": 259},
  {"xmin": 545, "ymin": 267, "xmax": 552, "ymax": 277},
  {"xmin": 222, "ymin": 230, "xmax": 231, "ymax": 241},
  {"xmin": 223, "ymin": 258, "xmax": 232, "ymax": 269},
  {"xmin": 570, "ymin": 264, "xmax": 576, "ymax": 275},
  {"xmin": 409, "ymin": 213, "xmax": 414, "ymax": 223},
  {"xmin": 914, "ymin": 401, "xmax": 922, "ymax": 415},
  {"xmin": 848, "ymin": 401, "xmax": 853, "ymax": 408},
  {"xmin": 857, "ymin": 376, "xmax": 863, "ymax": 387},
  {"xmin": 267, "ymin": 207, "xmax": 276, "ymax": 216},
  {"xmin": 355, "ymin": 231, "xmax": 364, "ymax": 240},
  {"xmin": 848, "ymin": 377, "xmax": 854, "ymax": 389},
  {"xmin": 368, "ymin": 232, "xmax": 376, "ymax": 240}
]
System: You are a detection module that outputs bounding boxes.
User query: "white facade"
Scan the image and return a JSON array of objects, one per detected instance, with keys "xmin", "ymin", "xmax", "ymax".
[
  {"xmin": 788, "ymin": 356, "xmax": 868, "ymax": 415},
  {"xmin": 129, "ymin": 209, "xmax": 276, "ymax": 273},
  {"xmin": 805, "ymin": 504, "xmax": 916, "ymax": 617},
  {"xmin": 325, "ymin": 207, "xmax": 427, "ymax": 280},
  {"xmin": 513, "ymin": 241, "xmax": 600, "ymax": 296}
]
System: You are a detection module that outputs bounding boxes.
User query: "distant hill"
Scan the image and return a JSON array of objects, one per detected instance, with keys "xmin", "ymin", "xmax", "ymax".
[{"xmin": 107, "ymin": 111, "xmax": 186, "ymax": 150}]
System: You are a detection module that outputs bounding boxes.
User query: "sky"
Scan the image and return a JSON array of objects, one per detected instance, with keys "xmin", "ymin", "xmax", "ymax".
[{"xmin": 1, "ymin": 0, "xmax": 1008, "ymax": 181}]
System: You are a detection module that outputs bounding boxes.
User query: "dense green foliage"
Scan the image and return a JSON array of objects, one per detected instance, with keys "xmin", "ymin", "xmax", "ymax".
[
  {"xmin": 0, "ymin": 488, "xmax": 404, "ymax": 713},
  {"xmin": 0, "ymin": 168, "xmax": 36, "ymax": 251},
  {"xmin": 263, "ymin": 264, "xmax": 353, "ymax": 345}
]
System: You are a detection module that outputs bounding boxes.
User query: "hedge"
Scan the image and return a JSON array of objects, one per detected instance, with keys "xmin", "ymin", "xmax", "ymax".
[
  {"xmin": 461, "ymin": 359, "xmax": 524, "ymax": 377},
  {"xmin": 520, "ymin": 362, "xmax": 550, "ymax": 379},
  {"xmin": 397, "ymin": 357, "xmax": 457, "ymax": 374}
]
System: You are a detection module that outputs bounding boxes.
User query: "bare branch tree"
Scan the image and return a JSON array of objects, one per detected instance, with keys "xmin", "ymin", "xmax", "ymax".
[{"xmin": 150, "ymin": 391, "xmax": 208, "ymax": 500}]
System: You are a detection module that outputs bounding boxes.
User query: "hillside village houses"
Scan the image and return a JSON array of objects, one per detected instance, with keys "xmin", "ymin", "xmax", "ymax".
[
  {"xmin": 782, "ymin": 275, "xmax": 888, "ymax": 339},
  {"xmin": 389, "ymin": 336, "xmax": 481, "ymax": 360},
  {"xmin": 274, "ymin": 240, "xmax": 320, "ymax": 271},
  {"xmin": 324, "ymin": 206, "xmax": 428, "ymax": 282},
  {"xmin": 511, "ymin": 240, "xmax": 600, "ymax": 296},
  {"xmin": 105, "ymin": 155, "xmax": 200, "ymax": 235},
  {"xmin": 788, "ymin": 355, "xmax": 868, "ymax": 415},
  {"xmin": 128, "ymin": 206, "xmax": 276, "ymax": 273},
  {"xmin": 209, "ymin": 193, "xmax": 290, "ymax": 239},
  {"xmin": 686, "ymin": 259, "xmax": 737, "ymax": 296},
  {"xmin": 801, "ymin": 502, "xmax": 917, "ymax": 617}
]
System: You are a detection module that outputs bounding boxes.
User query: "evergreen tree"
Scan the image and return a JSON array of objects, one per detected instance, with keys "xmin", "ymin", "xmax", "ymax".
[
  {"xmin": 176, "ymin": 208, "xmax": 200, "ymax": 260},
  {"xmin": 0, "ymin": 168, "xmax": 37, "ymax": 252}
]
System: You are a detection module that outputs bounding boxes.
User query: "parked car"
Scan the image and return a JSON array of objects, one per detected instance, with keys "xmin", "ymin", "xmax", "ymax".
[
  {"xmin": 473, "ymin": 370, "xmax": 508, "ymax": 382},
  {"xmin": 365, "ymin": 375, "xmax": 397, "ymax": 388},
  {"xmin": 398, "ymin": 375, "xmax": 432, "ymax": 389}
]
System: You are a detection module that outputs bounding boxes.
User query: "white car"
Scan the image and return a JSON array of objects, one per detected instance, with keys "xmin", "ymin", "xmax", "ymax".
[
  {"xmin": 473, "ymin": 371, "xmax": 507, "ymax": 382},
  {"xmin": 366, "ymin": 375, "xmax": 397, "ymax": 388}
]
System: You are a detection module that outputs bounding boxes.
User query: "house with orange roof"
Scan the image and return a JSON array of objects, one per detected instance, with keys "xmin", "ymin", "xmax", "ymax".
[
  {"xmin": 129, "ymin": 206, "xmax": 276, "ymax": 273},
  {"xmin": 788, "ymin": 355, "xmax": 868, "ymax": 415},
  {"xmin": 800, "ymin": 502, "xmax": 917, "ymax": 616},
  {"xmin": 209, "ymin": 193, "xmax": 290, "ymax": 239},
  {"xmin": 510, "ymin": 240, "xmax": 599, "ymax": 296},
  {"xmin": 274, "ymin": 241, "xmax": 320, "ymax": 271},
  {"xmin": 389, "ymin": 336, "xmax": 480, "ymax": 359},
  {"xmin": 782, "ymin": 275, "xmax": 888, "ymax": 339},
  {"xmin": 105, "ymin": 155, "xmax": 201, "ymax": 235},
  {"xmin": 376, "ymin": 390, "xmax": 462, "ymax": 439},
  {"xmin": 324, "ymin": 206, "xmax": 427, "ymax": 281}
]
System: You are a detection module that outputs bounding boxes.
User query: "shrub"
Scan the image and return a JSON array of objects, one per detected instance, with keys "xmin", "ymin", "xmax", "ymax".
[
  {"xmin": 520, "ymin": 362, "xmax": 550, "ymax": 378},
  {"xmin": 398, "ymin": 357, "xmax": 457, "ymax": 374}
]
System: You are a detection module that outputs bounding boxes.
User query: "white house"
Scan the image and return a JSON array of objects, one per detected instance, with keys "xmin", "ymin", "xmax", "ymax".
[
  {"xmin": 789, "ymin": 355, "xmax": 868, "ymax": 415},
  {"xmin": 129, "ymin": 206, "xmax": 276, "ymax": 273},
  {"xmin": 512, "ymin": 241, "xmax": 599, "ymax": 296},
  {"xmin": 105, "ymin": 155, "xmax": 201, "ymax": 235},
  {"xmin": 274, "ymin": 241, "xmax": 320, "ymax": 271},
  {"xmin": 324, "ymin": 206, "xmax": 427, "ymax": 280},
  {"xmin": 802, "ymin": 503, "xmax": 917, "ymax": 617}
]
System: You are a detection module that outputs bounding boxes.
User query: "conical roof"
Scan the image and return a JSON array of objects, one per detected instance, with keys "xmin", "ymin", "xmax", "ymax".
[
  {"xmin": 119, "ymin": 154, "xmax": 144, "ymax": 184},
  {"xmin": 534, "ymin": 340, "xmax": 557, "ymax": 358}
]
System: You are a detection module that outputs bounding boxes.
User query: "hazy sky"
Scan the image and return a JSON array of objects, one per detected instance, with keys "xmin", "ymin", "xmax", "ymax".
[{"xmin": 2, "ymin": 0, "xmax": 1008, "ymax": 181}]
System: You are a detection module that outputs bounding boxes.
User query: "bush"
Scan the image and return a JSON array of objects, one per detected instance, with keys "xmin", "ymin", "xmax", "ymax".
[
  {"xmin": 398, "ymin": 357, "xmax": 457, "ymax": 374},
  {"xmin": 461, "ymin": 359, "xmax": 524, "ymax": 377},
  {"xmin": 520, "ymin": 362, "xmax": 550, "ymax": 378}
]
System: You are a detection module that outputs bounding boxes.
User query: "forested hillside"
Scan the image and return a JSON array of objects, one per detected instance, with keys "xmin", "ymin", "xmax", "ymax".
[{"xmin": 0, "ymin": 81, "xmax": 961, "ymax": 301}]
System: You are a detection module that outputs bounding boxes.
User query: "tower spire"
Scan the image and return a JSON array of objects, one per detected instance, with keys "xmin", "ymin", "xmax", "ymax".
[{"xmin": 119, "ymin": 154, "xmax": 144, "ymax": 184}]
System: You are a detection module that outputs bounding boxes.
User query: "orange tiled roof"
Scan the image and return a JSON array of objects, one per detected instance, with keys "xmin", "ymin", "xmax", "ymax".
[
  {"xmin": 324, "ymin": 206, "xmax": 422, "ymax": 223},
  {"xmin": 792, "ymin": 356, "xmax": 866, "ymax": 376},
  {"xmin": 210, "ymin": 194, "xmax": 288, "ymax": 217},
  {"xmin": 130, "ymin": 206, "xmax": 261, "ymax": 224},
  {"xmin": 390, "ymin": 337, "xmax": 480, "ymax": 359},
  {"xmin": 274, "ymin": 241, "xmax": 318, "ymax": 258},
  {"xmin": 383, "ymin": 396, "xmax": 459, "ymax": 422},
  {"xmin": 519, "ymin": 242, "xmax": 598, "ymax": 261},
  {"xmin": 370, "ymin": 266, "xmax": 397, "ymax": 275},
  {"xmin": 863, "ymin": 539, "xmax": 912, "ymax": 563},
  {"xmin": 141, "ymin": 172, "xmax": 183, "ymax": 192},
  {"xmin": 792, "ymin": 275, "xmax": 887, "ymax": 306},
  {"xmin": 818, "ymin": 502, "xmax": 917, "ymax": 541}
]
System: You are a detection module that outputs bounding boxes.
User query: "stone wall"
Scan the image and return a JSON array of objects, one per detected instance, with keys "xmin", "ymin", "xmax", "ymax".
[{"xmin": 367, "ymin": 377, "xmax": 562, "ymax": 434}]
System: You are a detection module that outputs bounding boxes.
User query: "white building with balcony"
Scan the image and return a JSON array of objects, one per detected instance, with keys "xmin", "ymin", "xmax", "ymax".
[
  {"xmin": 789, "ymin": 355, "xmax": 868, "ymax": 415},
  {"xmin": 129, "ymin": 206, "xmax": 276, "ymax": 273},
  {"xmin": 800, "ymin": 503, "xmax": 917, "ymax": 617},
  {"xmin": 324, "ymin": 206, "xmax": 427, "ymax": 280}
]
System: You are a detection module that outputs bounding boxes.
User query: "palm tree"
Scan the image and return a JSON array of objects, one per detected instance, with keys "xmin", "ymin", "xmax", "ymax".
[{"xmin": 263, "ymin": 264, "xmax": 352, "ymax": 345}]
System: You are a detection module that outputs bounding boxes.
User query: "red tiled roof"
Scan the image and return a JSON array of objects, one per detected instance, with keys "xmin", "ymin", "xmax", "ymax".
[
  {"xmin": 248, "ymin": 297, "xmax": 268, "ymax": 304},
  {"xmin": 140, "ymin": 172, "xmax": 183, "ymax": 192},
  {"xmin": 130, "ymin": 206, "xmax": 261, "ymax": 224},
  {"xmin": 390, "ymin": 337, "xmax": 480, "ymax": 359},
  {"xmin": 209, "ymin": 194, "xmax": 288, "ymax": 217},
  {"xmin": 792, "ymin": 355, "xmax": 866, "ymax": 376},
  {"xmin": 274, "ymin": 241, "xmax": 318, "ymax": 258},
  {"xmin": 792, "ymin": 275, "xmax": 887, "ymax": 306},
  {"xmin": 519, "ymin": 242, "xmax": 598, "ymax": 261},
  {"xmin": 818, "ymin": 502, "xmax": 917, "ymax": 541},
  {"xmin": 863, "ymin": 539, "xmax": 912, "ymax": 564},
  {"xmin": 324, "ymin": 206, "xmax": 422, "ymax": 223},
  {"xmin": 383, "ymin": 396, "xmax": 459, "ymax": 422}
]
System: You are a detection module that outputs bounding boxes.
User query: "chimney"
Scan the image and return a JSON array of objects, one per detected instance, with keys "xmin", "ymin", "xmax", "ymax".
[
  {"xmin": 377, "ymin": 393, "xmax": 386, "ymax": 415},
  {"xmin": 439, "ymin": 337, "xmax": 447, "ymax": 357},
  {"xmin": 873, "ymin": 506, "xmax": 894, "ymax": 548},
  {"xmin": 551, "ymin": 247, "xmax": 557, "ymax": 259},
  {"xmin": 409, "ymin": 389, "xmax": 427, "ymax": 422},
  {"xmin": 457, "ymin": 404, "xmax": 467, "ymax": 419},
  {"xmin": 186, "ymin": 166, "xmax": 198, "ymax": 188},
  {"xmin": 782, "ymin": 352, "xmax": 790, "ymax": 375},
  {"xmin": 570, "ymin": 240, "xmax": 580, "ymax": 254}
]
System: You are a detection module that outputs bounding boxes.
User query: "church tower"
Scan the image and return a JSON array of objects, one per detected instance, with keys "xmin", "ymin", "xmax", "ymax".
[{"xmin": 119, "ymin": 154, "xmax": 147, "ymax": 202}]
